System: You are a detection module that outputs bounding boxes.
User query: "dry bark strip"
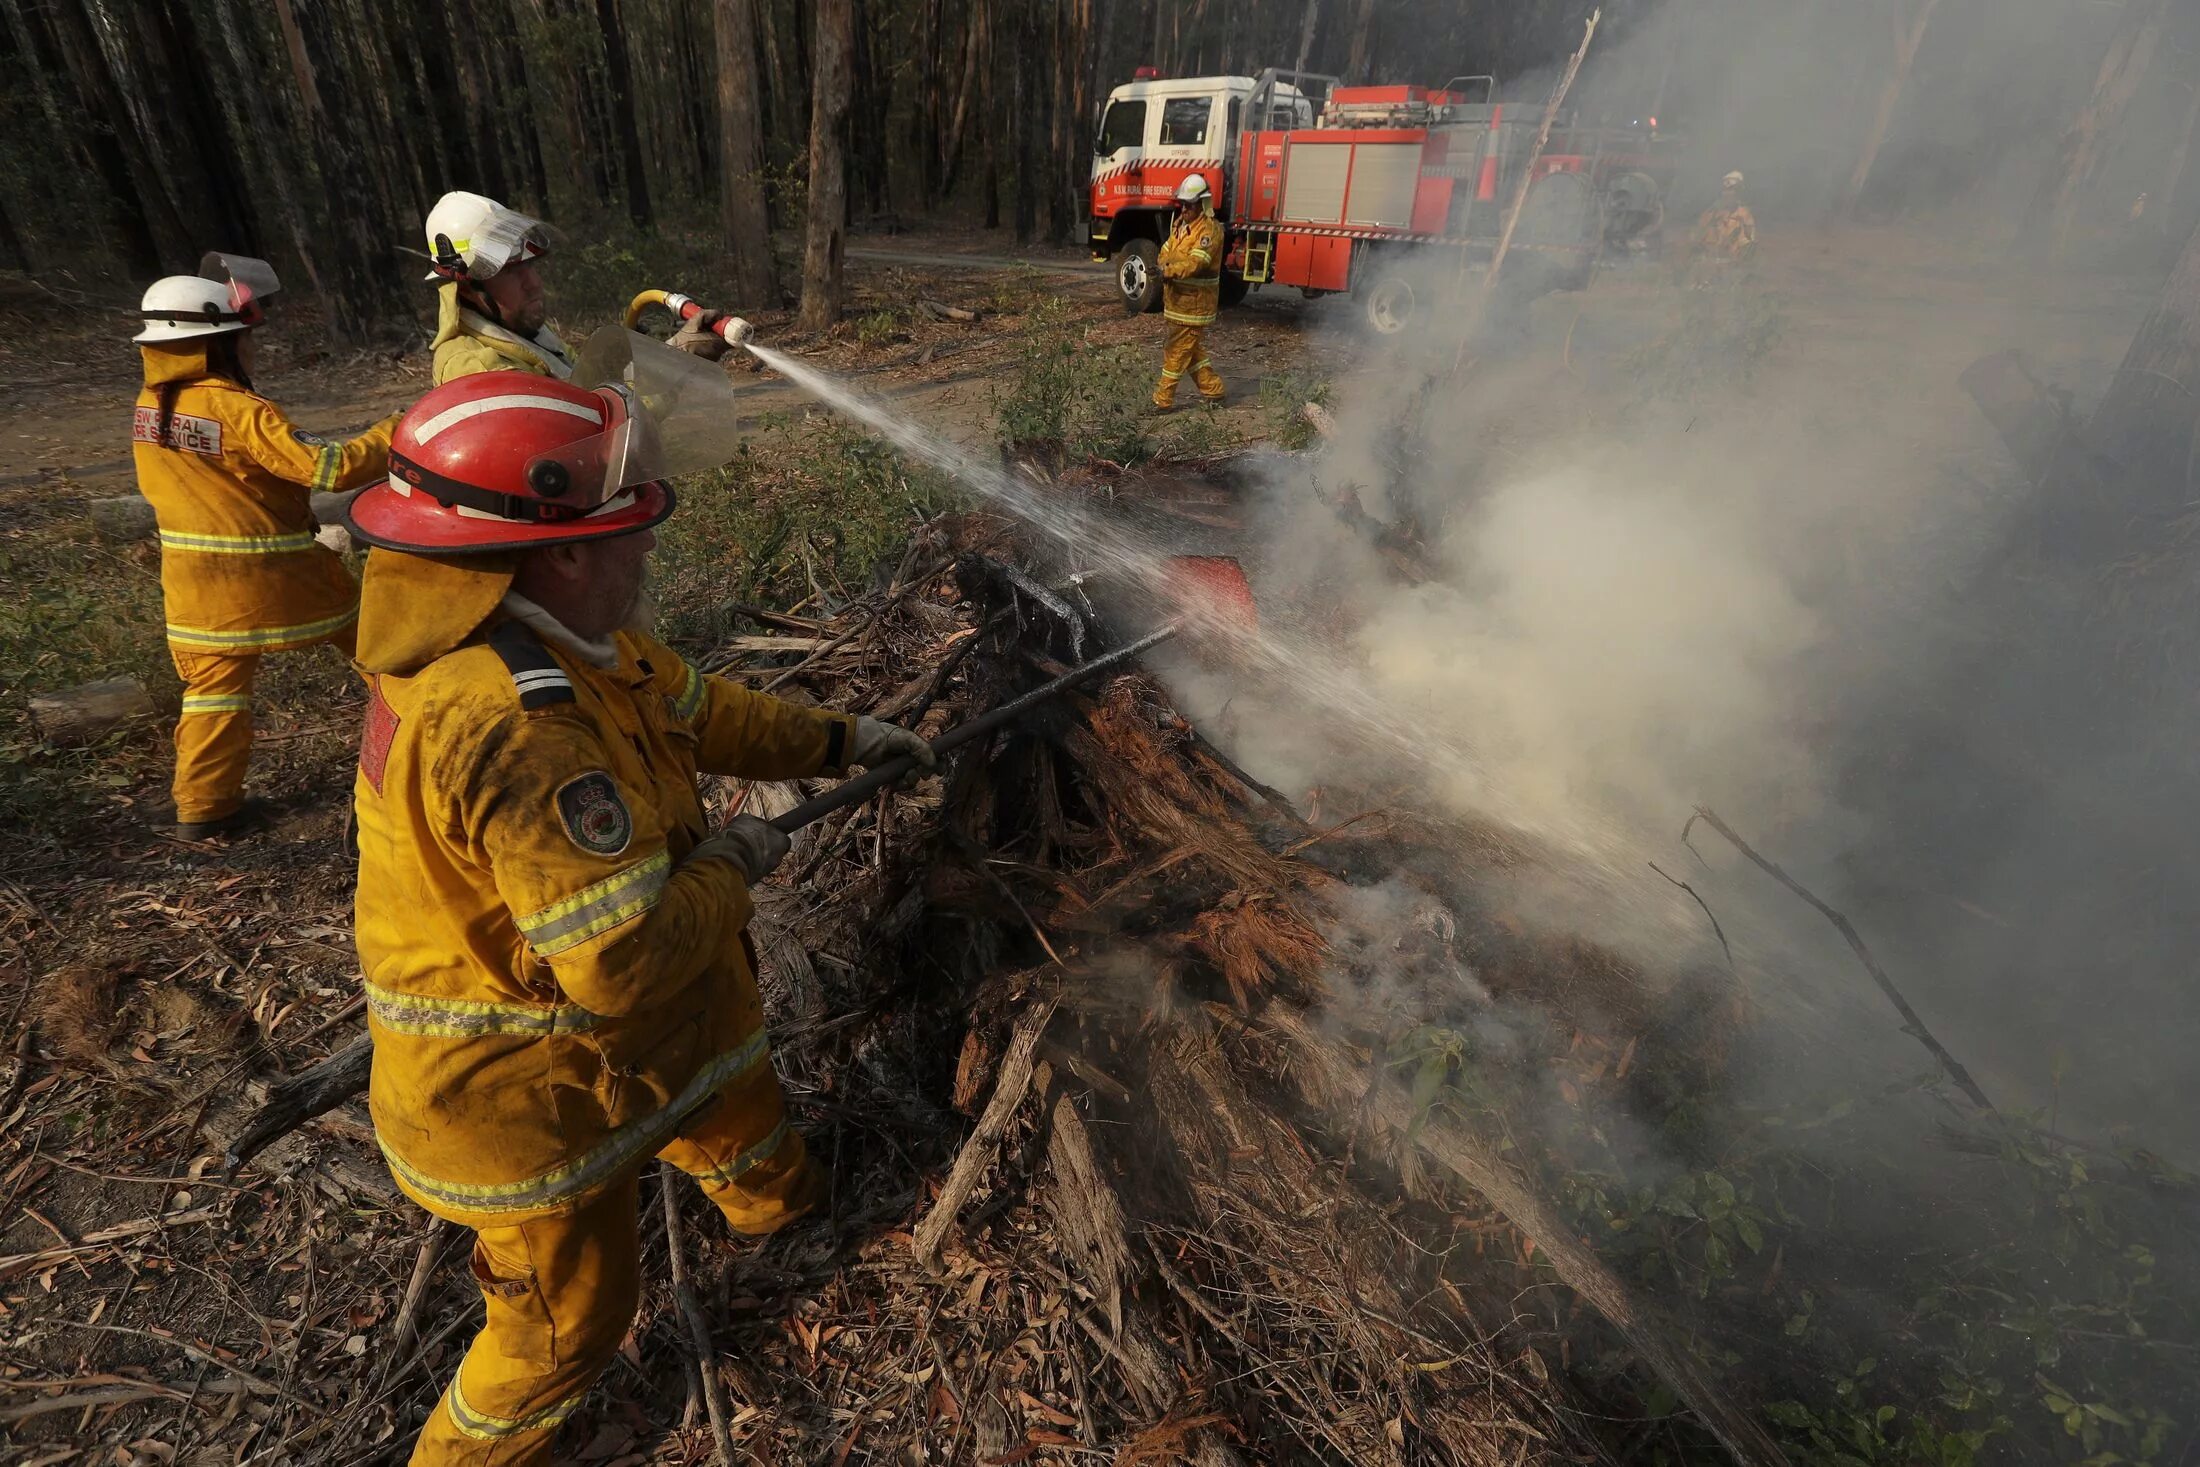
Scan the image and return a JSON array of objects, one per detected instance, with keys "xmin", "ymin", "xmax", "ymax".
[
  {"xmin": 1267, "ymin": 1006, "xmax": 1793, "ymax": 1467},
  {"xmin": 913, "ymin": 995, "xmax": 1058, "ymax": 1268},
  {"xmin": 0, "ymin": 1205, "xmax": 226, "ymax": 1279}
]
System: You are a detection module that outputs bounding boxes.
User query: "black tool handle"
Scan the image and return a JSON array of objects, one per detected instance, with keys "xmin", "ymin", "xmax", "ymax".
[{"xmin": 769, "ymin": 624, "xmax": 1180, "ymax": 834}]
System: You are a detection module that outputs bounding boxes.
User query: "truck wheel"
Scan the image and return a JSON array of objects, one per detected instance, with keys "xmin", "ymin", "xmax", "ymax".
[
  {"xmin": 1114, "ymin": 239, "xmax": 1162, "ymax": 315},
  {"xmin": 1360, "ymin": 272, "xmax": 1420, "ymax": 335},
  {"xmin": 1219, "ymin": 273, "xmax": 1250, "ymax": 308}
]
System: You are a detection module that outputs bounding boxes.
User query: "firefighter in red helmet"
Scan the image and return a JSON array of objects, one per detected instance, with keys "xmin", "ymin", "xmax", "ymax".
[
  {"xmin": 1152, "ymin": 173, "xmax": 1227, "ymax": 410},
  {"xmin": 345, "ymin": 354, "xmax": 932, "ymax": 1464}
]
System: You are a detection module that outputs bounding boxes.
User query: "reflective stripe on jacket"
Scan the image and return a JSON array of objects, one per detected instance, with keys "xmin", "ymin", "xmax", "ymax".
[
  {"xmin": 430, "ymin": 281, "xmax": 575, "ymax": 384},
  {"xmin": 1159, "ymin": 212, "xmax": 1226, "ymax": 326},
  {"xmin": 133, "ymin": 342, "xmax": 394, "ymax": 652},
  {"xmin": 353, "ymin": 583, "xmax": 857, "ymax": 1229}
]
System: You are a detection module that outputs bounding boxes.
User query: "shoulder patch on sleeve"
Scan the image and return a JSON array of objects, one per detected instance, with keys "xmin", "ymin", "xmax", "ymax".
[
  {"xmin": 555, "ymin": 771, "xmax": 633, "ymax": 857},
  {"xmin": 488, "ymin": 620, "xmax": 576, "ymax": 709}
]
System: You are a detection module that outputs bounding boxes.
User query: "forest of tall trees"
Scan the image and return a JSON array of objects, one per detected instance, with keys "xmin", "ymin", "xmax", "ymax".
[{"xmin": 5, "ymin": 0, "xmax": 2199, "ymax": 344}]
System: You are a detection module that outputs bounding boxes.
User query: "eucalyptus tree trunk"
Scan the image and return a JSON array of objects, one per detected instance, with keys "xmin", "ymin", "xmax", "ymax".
[{"xmin": 797, "ymin": 0, "xmax": 853, "ymax": 332}]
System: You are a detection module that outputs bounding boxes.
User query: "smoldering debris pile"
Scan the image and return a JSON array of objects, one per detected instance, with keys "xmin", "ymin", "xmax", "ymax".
[{"xmin": 679, "ymin": 508, "xmax": 1803, "ymax": 1466}]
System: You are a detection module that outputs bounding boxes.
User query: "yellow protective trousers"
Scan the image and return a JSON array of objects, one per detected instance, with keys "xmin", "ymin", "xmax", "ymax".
[
  {"xmin": 169, "ymin": 621, "xmax": 356, "ymax": 825},
  {"xmin": 1153, "ymin": 322, "xmax": 1224, "ymax": 408},
  {"xmin": 409, "ymin": 1097, "xmax": 820, "ymax": 1465}
]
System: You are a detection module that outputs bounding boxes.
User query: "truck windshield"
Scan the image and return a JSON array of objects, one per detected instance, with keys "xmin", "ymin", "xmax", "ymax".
[
  {"xmin": 1096, "ymin": 99, "xmax": 1146, "ymax": 155},
  {"xmin": 1160, "ymin": 97, "xmax": 1212, "ymax": 146}
]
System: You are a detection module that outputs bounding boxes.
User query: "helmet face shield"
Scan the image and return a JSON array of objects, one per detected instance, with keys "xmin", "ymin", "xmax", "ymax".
[
  {"xmin": 526, "ymin": 327, "xmax": 747, "ymax": 503},
  {"xmin": 197, "ymin": 252, "xmax": 281, "ymax": 326}
]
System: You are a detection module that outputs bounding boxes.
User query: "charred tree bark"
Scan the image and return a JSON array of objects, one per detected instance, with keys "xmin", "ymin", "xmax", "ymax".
[
  {"xmin": 797, "ymin": 0, "xmax": 853, "ymax": 332},
  {"xmin": 271, "ymin": 0, "xmax": 396, "ymax": 343},
  {"xmin": 849, "ymin": 0, "xmax": 886, "ymax": 216},
  {"xmin": 2041, "ymin": 0, "xmax": 2171, "ymax": 258},
  {"xmin": 206, "ymin": 0, "xmax": 325, "ymax": 296},
  {"xmin": 1011, "ymin": 3, "xmax": 1037, "ymax": 244},
  {"xmin": 1840, "ymin": 0, "xmax": 1943, "ymax": 217},
  {"xmin": 45, "ymin": 0, "xmax": 187, "ymax": 271},
  {"xmin": 714, "ymin": 0, "xmax": 780, "ymax": 306},
  {"xmin": 596, "ymin": 0, "xmax": 655, "ymax": 228}
]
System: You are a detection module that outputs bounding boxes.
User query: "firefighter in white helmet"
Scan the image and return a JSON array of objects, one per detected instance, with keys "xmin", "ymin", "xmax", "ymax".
[
  {"xmin": 131, "ymin": 254, "xmax": 397, "ymax": 838},
  {"xmin": 422, "ymin": 191, "xmax": 735, "ymax": 385},
  {"xmin": 1691, "ymin": 170, "xmax": 1756, "ymax": 265},
  {"xmin": 1152, "ymin": 173, "xmax": 1227, "ymax": 411}
]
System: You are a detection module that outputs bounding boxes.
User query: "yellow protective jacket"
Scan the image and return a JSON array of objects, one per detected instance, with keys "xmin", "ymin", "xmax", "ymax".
[
  {"xmin": 1159, "ymin": 210, "xmax": 1226, "ymax": 326},
  {"xmin": 351, "ymin": 550, "xmax": 857, "ymax": 1229},
  {"xmin": 430, "ymin": 281, "xmax": 576, "ymax": 384},
  {"xmin": 133, "ymin": 343, "xmax": 394, "ymax": 653}
]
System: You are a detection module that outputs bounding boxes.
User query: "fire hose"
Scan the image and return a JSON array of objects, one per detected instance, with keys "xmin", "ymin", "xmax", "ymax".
[{"xmin": 625, "ymin": 288, "xmax": 752, "ymax": 346}]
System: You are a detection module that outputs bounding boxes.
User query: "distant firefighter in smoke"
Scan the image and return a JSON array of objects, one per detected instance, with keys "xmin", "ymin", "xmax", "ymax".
[{"xmin": 1692, "ymin": 170, "xmax": 1758, "ymax": 265}]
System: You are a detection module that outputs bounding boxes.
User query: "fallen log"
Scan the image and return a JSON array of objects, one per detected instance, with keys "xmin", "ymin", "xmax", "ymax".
[
  {"xmin": 28, "ymin": 676, "xmax": 157, "ymax": 745},
  {"xmin": 222, "ymin": 1034, "xmax": 372, "ymax": 1175},
  {"xmin": 918, "ymin": 299, "xmax": 978, "ymax": 322},
  {"xmin": 89, "ymin": 487, "xmax": 360, "ymax": 544}
]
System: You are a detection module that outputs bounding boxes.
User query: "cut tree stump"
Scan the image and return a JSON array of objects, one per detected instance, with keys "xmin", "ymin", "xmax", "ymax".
[
  {"xmin": 90, "ymin": 488, "xmax": 361, "ymax": 544},
  {"xmin": 29, "ymin": 677, "xmax": 157, "ymax": 745}
]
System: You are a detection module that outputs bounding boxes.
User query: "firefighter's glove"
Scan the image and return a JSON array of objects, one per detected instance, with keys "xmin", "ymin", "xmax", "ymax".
[
  {"xmin": 669, "ymin": 313, "xmax": 732, "ymax": 361},
  {"xmin": 850, "ymin": 716, "xmax": 937, "ymax": 778},
  {"xmin": 689, "ymin": 815, "xmax": 791, "ymax": 885},
  {"xmin": 315, "ymin": 522, "xmax": 354, "ymax": 555}
]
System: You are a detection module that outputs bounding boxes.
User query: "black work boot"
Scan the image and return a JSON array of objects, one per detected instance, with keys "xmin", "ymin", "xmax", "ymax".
[{"xmin": 174, "ymin": 797, "xmax": 269, "ymax": 841}]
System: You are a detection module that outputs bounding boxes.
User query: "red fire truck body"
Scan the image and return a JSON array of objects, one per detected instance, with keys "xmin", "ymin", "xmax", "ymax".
[{"xmin": 1089, "ymin": 69, "xmax": 1669, "ymax": 332}]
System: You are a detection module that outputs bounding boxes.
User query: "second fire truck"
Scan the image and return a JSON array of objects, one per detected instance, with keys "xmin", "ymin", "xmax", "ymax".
[{"xmin": 1089, "ymin": 67, "xmax": 1670, "ymax": 333}]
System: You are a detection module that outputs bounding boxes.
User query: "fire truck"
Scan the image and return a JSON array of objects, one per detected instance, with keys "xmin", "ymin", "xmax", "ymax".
[{"xmin": 1088, "ymin": 68, "xmax": 1671, "ymax": 333}]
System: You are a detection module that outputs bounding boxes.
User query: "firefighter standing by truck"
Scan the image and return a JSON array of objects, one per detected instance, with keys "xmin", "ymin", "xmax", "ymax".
[
  {"xmin": 131, "ymin": 254, "xmax": 395, "ymax": 839},
  {"xmin": 1152, "ymin": 174, "xmax": 1228, "ymax": 410},
  {"xmin": 341, "ymin": 356, "xmax": 933, "ymax": 1464},
  {"xmin": 423, "ymin": 190, "xmax": 731, "ymax": 385}
]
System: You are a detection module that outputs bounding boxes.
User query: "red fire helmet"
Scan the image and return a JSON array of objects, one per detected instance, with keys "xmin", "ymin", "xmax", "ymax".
[{"xmin": 346, "ymin": 371, "xmax": 676, "ymax": 554}]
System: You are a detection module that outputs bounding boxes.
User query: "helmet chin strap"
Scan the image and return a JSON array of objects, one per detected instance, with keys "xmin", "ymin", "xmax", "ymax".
[{"xmin": 460, "ymin": 279, "xmax": 510, "ymax": 331}]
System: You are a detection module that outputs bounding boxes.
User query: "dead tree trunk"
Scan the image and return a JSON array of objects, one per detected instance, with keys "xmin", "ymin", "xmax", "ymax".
[
  {"xmin": 271, "ymin": 0, "xmax": 395, "ymax": 343},
  {"xmin": 2041, "ymin": 0, "xmax": 2171, "ymax": 258},
  {"xmin": 1840, "ymin": 0, "xmax": 1944, "ymax": 217},
  {"xmin": 596, "ymin": 0, "xmax": 655, "ymax": 228},
  {"xmin": 1963, "ymin": 219, "xmax": 2200, "ymax": 556},
  {"xmin": 1293, "ymin": 0, "xmax": 1319, "ymax": 72},
  {"xmin": 2159, "ymin": 79, "xmax": 2200, "ymax": 226},
  {"xmin": 714, "ymin": 0, "xmax": 780, "ymax": 307},
  {"xmin": 797, "ymin": 0, "xmax": 853, "ymax": 333},
  {"xmin": 2084, "ymin": 218, "xmax": 2200, "ymax": 514},
  {"xmin": 1343, "ymin": 0, "xmax": 1377, "ymax": 80}
]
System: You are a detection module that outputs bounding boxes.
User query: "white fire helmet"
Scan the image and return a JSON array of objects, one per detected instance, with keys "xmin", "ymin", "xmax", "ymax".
[
  {"xmin": 1723, "ymin": 171, "xmax": 1745, "ymax": 190},
  {"xmin": 135, "ymin": 252, "xmax": 282, "ymax": 344},
  {"xmin": 1175, "ymin": 174, "xmax": 1213, "ymax": 207},
  {"xmin": 421, "ymin": 190, "xmax": 553, "ymax": 283}
]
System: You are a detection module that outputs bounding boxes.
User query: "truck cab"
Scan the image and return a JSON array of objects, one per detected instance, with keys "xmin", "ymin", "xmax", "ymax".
[{"xmin": 1089, "ymin": 72, "xmax": 1311, "ymax": 313}]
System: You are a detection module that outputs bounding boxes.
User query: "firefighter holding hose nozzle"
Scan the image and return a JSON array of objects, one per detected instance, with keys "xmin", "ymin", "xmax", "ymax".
[
  {"xmin": 422, "ymin": 191, "xmax": 740, "ymax": 384},
  {"xmin": 1152, "ymin": 173, "xmax": 1228, "ymax": 411},
  {"xmin": 343, "ymin": 344, "xmax": 930, "ymax": 1463}
]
